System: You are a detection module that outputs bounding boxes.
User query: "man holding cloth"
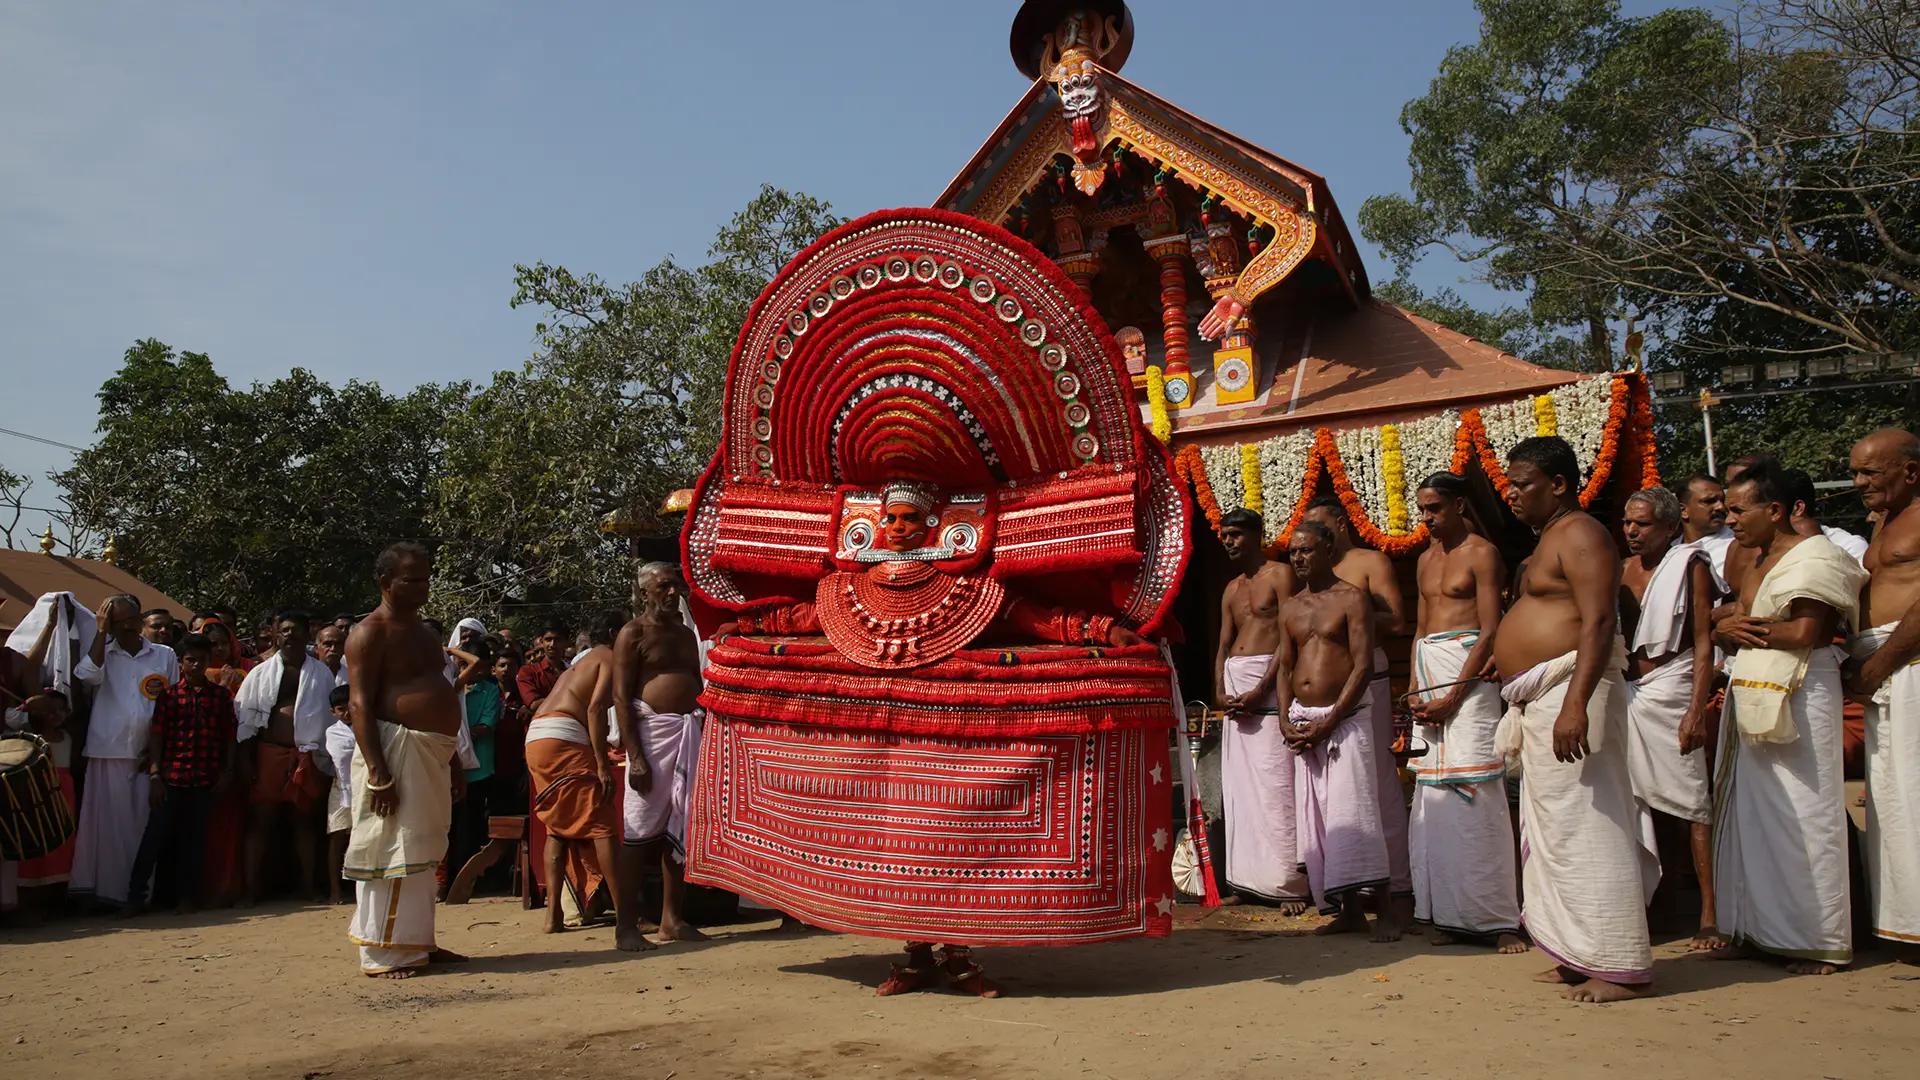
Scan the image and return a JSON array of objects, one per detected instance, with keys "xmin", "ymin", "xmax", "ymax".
[{"xmin": 72, "ymin": 595, "xmax": 178, "ymax": 910}]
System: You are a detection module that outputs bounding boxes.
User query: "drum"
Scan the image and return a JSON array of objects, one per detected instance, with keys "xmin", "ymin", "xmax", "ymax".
[{"xmin": 0, "ymin": 731, "xmax": 76, "ymax": 861}]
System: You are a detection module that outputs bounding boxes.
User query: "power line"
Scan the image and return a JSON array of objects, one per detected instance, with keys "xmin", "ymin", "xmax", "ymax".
[{"xmin": 0, "ymin": 425, "xmax": 87, "ymax": 453}]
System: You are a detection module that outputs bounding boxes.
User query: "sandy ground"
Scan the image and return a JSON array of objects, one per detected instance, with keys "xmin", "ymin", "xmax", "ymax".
[{"xmin": 3, "ymin": 899, "xmax": 1918, "ymax": 1079}]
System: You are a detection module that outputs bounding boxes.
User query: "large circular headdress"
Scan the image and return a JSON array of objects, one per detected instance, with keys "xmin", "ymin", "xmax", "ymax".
[{"xmin": 682, "ymin": 208, "xmax": 1188, "ymax": 635}]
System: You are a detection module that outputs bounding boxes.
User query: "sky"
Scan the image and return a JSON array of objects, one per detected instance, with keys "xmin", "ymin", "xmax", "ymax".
[{"xmin": 0, "ymin": 0, "xmax": 1678, "ymax": 513}]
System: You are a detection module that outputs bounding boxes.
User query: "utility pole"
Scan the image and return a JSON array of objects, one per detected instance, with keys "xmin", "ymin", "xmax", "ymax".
[{"xmin": 1696, "ymin": 388, "xmax": 1718, "ymax": 477}]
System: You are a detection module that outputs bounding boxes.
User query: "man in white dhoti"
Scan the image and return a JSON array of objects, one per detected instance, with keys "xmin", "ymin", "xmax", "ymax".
[
  {"xmin": 1620, "ymin": 485, "xmax": 1724, "ymax": 950},
  {"xmin": 1496, "ymin": 437, "xmax": 1657, "ymax": 1002},
  {"xmin": 1407, "ymin": 473, "xmax": 1522, "ymax": 951},
  {"xmin": 1215, "ymin": 508, "xmax": 1310, "ymax": 913},
  {"xmin": 1303, "ymin": 497, "xmax": 1413, "ymax": 936},
  {"xmin": 1846, "ymin": 428, "xmax": 1920, "ymax": 959},
  {"xmin": 343, "ymin": 543, "xmax": 468, "ymax": 979},
  {"xmin": 1710, "ymin": 460, "xmax": 1864, "ymax": 974},
  {"xmin": 1680, "ymin": 474, "xmax": 1733, "ymax": 582},
  {"xmin": 1242, "ymin": 522, "xmax": 1390, "ymax": 939},
  {"xmin": 613, "ymin": 563, "xmax": 710, "ymax": 943},
  {"xmin": 71, "ymin": 595, "xmax": 177, "ymax": 910}
]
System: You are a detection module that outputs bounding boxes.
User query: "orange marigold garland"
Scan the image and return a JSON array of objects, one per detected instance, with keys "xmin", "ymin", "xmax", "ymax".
[
  {"xmin": 1321, "ymin": 428, "xmax": 1431, "ymax": 556},
  {"xmin": 1176, "ymin": 444, "xmax": 1223, "ymax": 533},
  {"xmin": 1465, "ymin": 408, "xmax": 1509, "ymax": 496},
  {"xmin": 1629, "ymin": 371, "xmax": 1661, "ymax": 490},
  {"xmin": 1575, "ymin": 375, "xmax": 1631, "ymax": 507}
]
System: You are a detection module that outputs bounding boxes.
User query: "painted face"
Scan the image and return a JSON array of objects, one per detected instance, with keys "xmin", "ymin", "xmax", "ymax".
[
  {"xmin": 1287, "ymin": 530, "xmax": 1331, "ymax": 579},
  {"xmin": 1503, "ymin": 460, "xmax": 1562, "ymax": 529},
  {"xmin": 881, "ymin": 501, "xmax": 933, "ymax": 552},
  {"xmin": 1725, "ymin": 479, "xmax": 1783, "ymax": 548},
  {"xmin": 1682, "ymin": 478, "xmax": 1727, "ymax": 532},
  {"xmin": 1621, "ymin": 498, "xmax": 1674, "ymax": 556}
]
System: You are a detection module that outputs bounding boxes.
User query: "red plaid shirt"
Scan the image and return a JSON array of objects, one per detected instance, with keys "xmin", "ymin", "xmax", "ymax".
[{"xmin": 150, "ymin": 679, "xmax": 236, "ymax": 788}]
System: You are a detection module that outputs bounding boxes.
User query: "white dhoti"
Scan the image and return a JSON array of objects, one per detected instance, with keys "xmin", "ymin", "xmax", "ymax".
[
  {"xmin": 1294, "ymin": 692, "xmax": 1390, "ymax": 914},
  {"xmin": 1855, "ymin": 624, "xmax": 1920, "ymax": 945},
  {"xmin": 1219, "ymin": 655, "xmax": 1310, "ymax": 903},
  {"xmin": 1625, "ymin": 653, "xmax": 1711, "ymax": 823},
  {"xmin": 1409, "ymin": 632, "xmax": 1518, "ymax": 938},
  {"xmin": 1368, "ymin": 648, "xmax": 1412, "ymax": 897},
  {"xmin": 344, "ymin": 721, "xmax": 456, "ymax": 974},
  {"xmin": 69, "ymin": 757, "xmax": 149, "ymax": 904},
  {"xmin": 623, "ymin": 702, "xmax": 704, "ymax": 860},
  {"xmin": 1714, "ymin": 647, "xmax": 1852, "ymax": 964},
  {"xmin": 1503, "ymin": 646, "xmax": 1657, "ymax": 984}
]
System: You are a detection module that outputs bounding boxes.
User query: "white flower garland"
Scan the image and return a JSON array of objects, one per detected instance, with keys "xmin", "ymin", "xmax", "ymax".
[
  {"xmin": 1254, "ymin": 430, "xmax": 1316, "ymax": 545},
  {"xmin": 1334, "ymin": 425, "xmax": 1388, "ymax": 532},
  {"xmin": 1199, "ymin": 443, "xmax": 1243, "ymax": 514},
  {"xmin": 1550, "ymin": 376, "xmax": 1613, "ymax": 479},
  {"xmin": 1396, "ymin": 410, "xmax": 1460, "ymax": 516}
]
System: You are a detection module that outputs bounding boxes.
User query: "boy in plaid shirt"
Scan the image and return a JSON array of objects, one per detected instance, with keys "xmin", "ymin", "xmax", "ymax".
[{"xmin": 127, "ymin": 634, "xmax": 236, "ymax": 914}]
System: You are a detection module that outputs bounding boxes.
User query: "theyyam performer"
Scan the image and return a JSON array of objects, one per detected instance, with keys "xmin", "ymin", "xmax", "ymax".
[{"xmin": 682, "ymin": 208, "xmax": 1190, "ymax": 997}]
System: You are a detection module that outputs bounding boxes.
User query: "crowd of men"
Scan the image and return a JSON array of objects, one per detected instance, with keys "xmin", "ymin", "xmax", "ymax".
[
  {"xmin": 3, "ymin": 426, "xmax": 1917, "ymax": 1001},
  {"xmin": 1214, "ymin": 427, "xmax": 1918, "ymax": 1001},
  {"xmin": 0, "ymin": 583, "xmax": 609, "ymax": 923}
]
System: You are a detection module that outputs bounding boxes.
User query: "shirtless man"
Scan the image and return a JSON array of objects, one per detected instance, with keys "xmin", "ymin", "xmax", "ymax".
[
  {"xmin": 612, "ymin": 563, "xmax": 710, "ymax": 943},
  {"xmin": 1214, "ymin": 508, "xmax": 1307, "ymax": 913},
  {"xmin": 1494, "ymin": 436, "xmax": 1652, "ymax": 1003},
  {"xmin": 1406, "ymin": 472, "xmax": 1521, "ymax": 951},
  {"xmin": 1255, "ymin": 522, "xmax": 1384, "ymax": 938},
  {"xmin": 1679, "ymin": 474, "xmax": 1733, "ymax": 582},
  {"xmin": 343, "ymin": 543, "xmax": 468, "ymax": 978},
  {"xmin": 1847, "ymin": 428, "xmax": 1920, "ymax": 958},
  {"xmin": 1618, "ymin": 487, "xmax": 1720, "ymax": 950},
  {"xmin": 1301, "ymin": 495, "xmax": 1412, "ymax": 933},
  {"xmin": 523, "ymin": 627, "xmax": 645, "ymax": 950}
]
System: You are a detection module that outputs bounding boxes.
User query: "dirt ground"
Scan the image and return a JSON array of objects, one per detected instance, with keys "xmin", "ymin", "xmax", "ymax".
[{"xmin": 3, "ymin": 899, "xmax": 1917, "ymax": 1079}]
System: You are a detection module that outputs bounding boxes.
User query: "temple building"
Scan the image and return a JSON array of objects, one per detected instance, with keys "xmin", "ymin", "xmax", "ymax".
[{"xmin": 935, "ymin": 1, "xmax": 1660, "ymax": 691}]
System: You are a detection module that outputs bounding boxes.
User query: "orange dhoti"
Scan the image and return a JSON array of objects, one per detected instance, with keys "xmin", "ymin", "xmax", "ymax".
[
  {"xmin": 251, "ymin": 742, "xmax": 326, "ymax": 808},
  {"xmin": 525, "ymin": 722, "xmax": 617, "ymax": 915}
]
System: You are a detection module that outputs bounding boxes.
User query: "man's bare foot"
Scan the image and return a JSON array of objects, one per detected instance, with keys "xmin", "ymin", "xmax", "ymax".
[
  {"xmin": 615, "ymin": 926, "xmax": 657, "ymax": 952},
  {"xmin": 1276, "ymin": 901, "xmax": 1310, "ymax": 917},
  {"xmin": 426, "ymin": 948, "xmax": 469, "ymax": 964},
  {"xmin": 1534, "ymin": 965, "xmax": 1585, "ymax": 984},
  {"xmin": 1370, "ymin": 917, "xmax": 1405, "ymax": 944},
  {"xmin": 1390, "ymin": 894, "xmax": 1416, "ymax": 930},
  {"xmin": 876, "ymin": 964, "xmax": 935, "ymax": 997},
  {"xmin": 1700, "ymin": 943, "xmax": 1751, "ymax": 961},
  {"xmin": 365, "ymin": 967, "xmax": 417, "ymax": 979},
  {"xmin": 1496, "ymin": 933, "xmax": 1531, "ymax": 954},
  {"xmin": 1786, "ymin": 960, "xmax": 1842, "ymax": 975},
  {"xmin": 658, "ymin": 921, "xmax": 710, "ymax": 943},
  {"xmin": 1430, "ymin": 929, "xmax": 1461, "ymax": 946},
  {"xmin": 1690, "ymin": 925, "xmax": 1731, "ymax": 951},
  {"xmin": 1314, "ymin": 907, "xmax": 1369, "ymax": 936},
  {"xmin": 1564, "ymin": 979, "xmax": 1649, "ymax": 1003}
]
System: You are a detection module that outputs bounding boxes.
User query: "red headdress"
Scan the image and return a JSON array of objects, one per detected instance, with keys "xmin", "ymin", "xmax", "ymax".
[{"xmin": 682, "ymin": 208, "xmax": 1189, "ymax": 638}]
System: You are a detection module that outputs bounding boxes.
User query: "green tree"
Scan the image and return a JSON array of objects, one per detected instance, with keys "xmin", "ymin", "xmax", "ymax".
[
  {"xmin": 428, "ymin": 185, "xmax": 843, "ymax": 627},
  {"xmin": 55, "ymin": 339, "xmax": 466, "ymax": 620},
  {"xmin": 1359, "ymin": 0, "xmax": 1734, "ymax": 370}
]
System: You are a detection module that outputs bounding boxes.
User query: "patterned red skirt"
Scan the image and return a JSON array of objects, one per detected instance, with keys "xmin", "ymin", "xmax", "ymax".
[{"xmin": 685, "ymin": 638, "xmax": 1177, "ymax": 946}]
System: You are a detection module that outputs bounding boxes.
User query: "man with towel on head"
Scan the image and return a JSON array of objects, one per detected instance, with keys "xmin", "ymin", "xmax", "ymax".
[
  {"xmin": 1846, "ymin": 428, "xmax": 1920, "ymax": 960},
  {"xmin": 522, "ymin": 618, "xmax": 647, "ymax": 951},
  {"xmin": 1406, "ymin": 472, "xmax": 1522, "ymax": 952},
  {"xmin": 1619, "ymin": 485, "xmax": 1724, "ymax": 951},
  {"xmin": 1240, "ymin": 521, "xmax": 1389, "ymax": 939},
  {"xmin": 342, "ymin": 543, "xmax": 469, "ymax": 978},
  {"xmin": 612, "ymin": 563, "xmax": 710, "ymax": 943},
  {"xmin": 1215, "ymin": 507, "xmax": 1308, "ymax": 914},
  {"xmin": 1495, "ymin": 436, "xmax": 1658, "ymax": 1003},
  {"xmin": 1301, "ymin": 496, "xmax": 1413, "ymax": 937},
  {"xmin": 1709, "ymin": 458, "xmax": 1864, "ymax": 975}
]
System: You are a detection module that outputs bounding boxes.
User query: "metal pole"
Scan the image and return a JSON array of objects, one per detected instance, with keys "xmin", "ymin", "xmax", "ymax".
[{"xmin": 1697, "ymin": 388, "xmax": 1717, "ymax": 476}]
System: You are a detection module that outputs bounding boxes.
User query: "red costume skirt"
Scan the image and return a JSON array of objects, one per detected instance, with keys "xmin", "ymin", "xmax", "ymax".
[{"xmin": 686, "ymin": 638, "xmax": 1177, "ymax": 946}]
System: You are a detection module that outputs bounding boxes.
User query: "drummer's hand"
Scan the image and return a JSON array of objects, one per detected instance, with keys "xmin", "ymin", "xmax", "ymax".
[{"xmin": 369, "ymin": 775, "xmax": 399, "ymax": 818}]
